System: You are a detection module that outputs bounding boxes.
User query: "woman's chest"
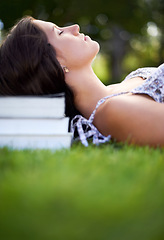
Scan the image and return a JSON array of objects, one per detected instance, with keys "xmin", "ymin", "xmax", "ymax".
[{"xmin": 107, "ymin": 77, "xmax": 145, "ymax": 95}]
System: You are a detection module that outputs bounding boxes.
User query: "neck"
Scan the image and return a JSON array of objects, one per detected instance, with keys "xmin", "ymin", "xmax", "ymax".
[{"xmin": 65, "ymin": 65, "xmax": 109, "ymax": 119}]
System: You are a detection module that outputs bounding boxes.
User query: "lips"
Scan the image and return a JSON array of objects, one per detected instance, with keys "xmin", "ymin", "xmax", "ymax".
[
  {"xmin": 80, "ymin": 33, "xmax": 86, "ymax": 41},
  {"xmin": 81, "ymin": 33, "xmax": 89, "ymax": 41},
  {"xmin": 84, "ymin": 35, "xmax": 90, "ymax": 41}
]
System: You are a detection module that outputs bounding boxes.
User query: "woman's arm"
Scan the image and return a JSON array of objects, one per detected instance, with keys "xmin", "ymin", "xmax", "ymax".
[{"xmin": 94, "ymin": 94, "xmax": 164, "ymax": 147}]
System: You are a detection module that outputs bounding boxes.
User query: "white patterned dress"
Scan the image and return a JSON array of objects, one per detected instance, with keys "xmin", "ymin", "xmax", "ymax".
[{"xmin": 71, "ymin": 63, "xmax": 164, "ymax": 146}]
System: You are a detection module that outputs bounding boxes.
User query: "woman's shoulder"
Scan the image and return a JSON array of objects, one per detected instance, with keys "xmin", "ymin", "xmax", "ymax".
[{"xmin": 93, "ymin": 93, "xmax": 164, "ymax": 146}]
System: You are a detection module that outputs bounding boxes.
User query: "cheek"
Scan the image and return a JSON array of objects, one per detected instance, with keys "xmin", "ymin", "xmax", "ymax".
[
  {"xmin": 59, "ymin": 40, "xmax": 100, "ymax": 68},
  {"xmin": 70, "ymin": 41, "xmax": 99, "ymax": 63}
]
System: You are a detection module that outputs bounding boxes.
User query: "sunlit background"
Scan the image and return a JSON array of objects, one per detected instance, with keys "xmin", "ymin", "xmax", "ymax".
[{"xmin": 0, "ymin": 0, "xmax": 164, "ymax": 84}]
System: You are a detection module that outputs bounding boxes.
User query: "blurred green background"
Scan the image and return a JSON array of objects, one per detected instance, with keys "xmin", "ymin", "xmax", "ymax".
[{"xmin": 0, "ymin": 0, "xmax": 164, "ymax": 84}]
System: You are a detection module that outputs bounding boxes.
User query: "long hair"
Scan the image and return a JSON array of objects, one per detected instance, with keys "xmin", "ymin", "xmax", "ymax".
[{"xmin": 0, "ymin": 16, "xmax": 79, "ymax": 118}]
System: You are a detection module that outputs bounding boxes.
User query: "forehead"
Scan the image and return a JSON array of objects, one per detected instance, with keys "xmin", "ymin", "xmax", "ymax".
[
  {"xmin": 33, "ymin": 20, "xmax": 53, "ymax": 28},
  {"xmin": 33, "ymin": 20, "xmax": 58, "ymax": 41}
]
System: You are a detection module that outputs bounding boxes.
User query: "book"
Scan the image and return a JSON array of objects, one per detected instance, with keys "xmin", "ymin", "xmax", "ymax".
[
  {"xmin": 0, "ymin": 93, "xmax": 73, "ymax": 150},
  {"xmin": 0, "ymin": 133, "xmax": 73, "ymax": 150},
  {"xmin": 0, "ymin": 93, "xmax": 65, "ymax": 118},
  {"xmin": 0, "ymin": 118, "xmax": 69, "ymax": 135}
]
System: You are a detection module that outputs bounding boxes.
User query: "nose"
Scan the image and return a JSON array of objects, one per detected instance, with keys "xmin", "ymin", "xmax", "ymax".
[{"xmin": 67, "ymin": 24, "xmax": 80, "ymax": 35}]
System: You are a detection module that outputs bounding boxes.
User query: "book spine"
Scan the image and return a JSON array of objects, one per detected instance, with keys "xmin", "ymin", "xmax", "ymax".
[
  {"xmin": 0, "ymin": 118, "xmax": 70, "ymax": 134},
  {"xmin": 0, "ymin": 97, "xmax": 65, "ymax": 118},
  {"xmin": 0, "ymin": 133, "xmax": 73, "ymax": 150}
]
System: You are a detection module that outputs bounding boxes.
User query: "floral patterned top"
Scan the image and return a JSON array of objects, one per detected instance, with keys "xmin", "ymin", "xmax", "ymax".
[{"xmin": 71, "ymin": 63, "xmax": 164, "ymax": 146}]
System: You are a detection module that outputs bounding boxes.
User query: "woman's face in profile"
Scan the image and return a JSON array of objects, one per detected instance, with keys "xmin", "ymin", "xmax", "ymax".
[{"xmin": 33, "ymin": 19, "xmax": 100, "ymax": 69}]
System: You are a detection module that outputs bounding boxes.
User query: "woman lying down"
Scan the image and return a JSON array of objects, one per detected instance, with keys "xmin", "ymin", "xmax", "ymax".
[{"xmin": 0, "ymin": 16, "xmax": 164, "ymax": 147}]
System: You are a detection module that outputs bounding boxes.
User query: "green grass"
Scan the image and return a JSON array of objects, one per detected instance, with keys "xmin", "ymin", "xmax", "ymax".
[{"xmin": 0, "ymin": 144, "xmax": 164, "ymax": 240}]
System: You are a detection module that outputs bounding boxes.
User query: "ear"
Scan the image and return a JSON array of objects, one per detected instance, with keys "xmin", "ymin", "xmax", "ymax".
[
  {"xmin": 56, "ymin": 53, "xmax": 69, "ymax": 73},
  {"xmin": 63, "ymin": 66, "xmax": 69, "ymax": 73},
  {"xmin": 56, "ymin": 53, "xmax": 67, "ymax": 68}
]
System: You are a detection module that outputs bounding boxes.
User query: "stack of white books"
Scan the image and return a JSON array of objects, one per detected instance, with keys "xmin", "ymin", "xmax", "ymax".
[{"xmin": 0, "ymin": 93, "xmax": 72, "ymax": 150}]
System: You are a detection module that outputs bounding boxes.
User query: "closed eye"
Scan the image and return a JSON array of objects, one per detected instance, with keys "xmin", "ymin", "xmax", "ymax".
[{"xmin": 59, "ymin": 31, "xmax": 64, "ymax": 35}]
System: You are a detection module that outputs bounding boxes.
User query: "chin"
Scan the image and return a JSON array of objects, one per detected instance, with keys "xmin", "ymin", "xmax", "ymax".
[{"xmin": 93, "ymin": 41, "xmax": 100, "ymax": 56}]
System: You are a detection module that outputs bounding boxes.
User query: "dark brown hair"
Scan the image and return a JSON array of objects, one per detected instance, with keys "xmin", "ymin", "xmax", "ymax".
[{"xmin": 0, "ymin": 16, "xmax": 79, "ymax": 118}]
